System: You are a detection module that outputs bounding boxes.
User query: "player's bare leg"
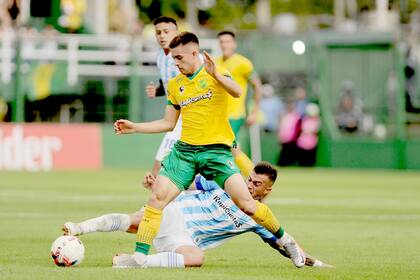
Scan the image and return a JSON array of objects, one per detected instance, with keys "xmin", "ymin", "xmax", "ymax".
[
  {"xmin": 62, "ymin": 213, "xmax": 132, "ymax": 236},
  {"xmin": 151, "ymin": 160, "xmax": 162, "ymax": 177},
  {"xmin": 175, "ymin": 246, "xmax": 204, "ymax": 267}
]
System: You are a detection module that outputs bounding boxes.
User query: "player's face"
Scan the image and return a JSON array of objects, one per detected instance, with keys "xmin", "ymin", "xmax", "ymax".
[
  {"xmin": 218, "ymin": 34, "xmax": 236, "ymax": 58},
  {"xmin": 154, "ymin": 22, "xmax": 178, "ymax": 50},
  {"xmin": 171, "ymin": 43, "xmax": 199, "ymax": 75},
  {"xmin": 247, "ymin": 172, "xmax": 273, "ymax": 201}
]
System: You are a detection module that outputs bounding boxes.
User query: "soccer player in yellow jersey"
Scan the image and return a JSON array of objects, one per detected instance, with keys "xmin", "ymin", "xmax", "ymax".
[
  {"xmin": 113, "ymin": 32, "xmax": 305, "ymax": 268},
  {"xmin": 216, "ymin": 31, "xmax": 263, "ymax": 177}
]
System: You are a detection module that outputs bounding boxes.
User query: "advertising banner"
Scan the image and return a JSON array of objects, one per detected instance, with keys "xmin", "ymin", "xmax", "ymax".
[{"xmin": 0, "ymin": 124, "xmax": 102, "ymax": 171}]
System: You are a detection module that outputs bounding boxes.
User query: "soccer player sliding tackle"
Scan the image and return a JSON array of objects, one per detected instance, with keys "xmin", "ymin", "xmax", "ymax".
[{"xmin": 63, "ymin": 163, "xmax": 332, "ymax": 268}]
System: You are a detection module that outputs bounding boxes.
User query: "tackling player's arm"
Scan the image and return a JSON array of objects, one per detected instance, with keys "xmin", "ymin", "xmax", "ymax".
[
  {"xmin": 254, "ymin": 226, "xmax": 328, "ymax": 267},
  {"xmin": 114, "ymin": 105, "xmax": 180, "ymax": 134},
  {"xmin": 146, "ymin": 80, "xmax": 166, "ymax": 98},
  {"xmin": 203, "ymin": 51, "xmax": 242, "ymax": 98}
]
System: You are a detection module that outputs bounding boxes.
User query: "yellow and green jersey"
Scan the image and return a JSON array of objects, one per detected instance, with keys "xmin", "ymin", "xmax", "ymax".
[
  {"xmin": 216, "ymin": 53, "xmax": 256, "ymax": 119},
  {"xmin": 167, "ymin": 64, "xmax": 235, "ymax": 146}
]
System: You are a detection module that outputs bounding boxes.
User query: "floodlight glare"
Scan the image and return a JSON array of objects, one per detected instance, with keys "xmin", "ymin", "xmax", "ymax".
[{"xmin": 292, "ymin": 40, "xmax": 305, "ymax": 55}]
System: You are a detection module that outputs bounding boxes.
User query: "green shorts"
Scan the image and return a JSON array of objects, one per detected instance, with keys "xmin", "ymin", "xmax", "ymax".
[
  {"xmin": 159, "ymin": 141, "xmax": 240, "ymax": 191},
  {"xmin": 229, "ymin": 118, "xmax": 245, "ymax": 139}
]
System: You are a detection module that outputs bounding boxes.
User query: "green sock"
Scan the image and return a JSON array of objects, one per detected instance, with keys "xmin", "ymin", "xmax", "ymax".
[
  {"xmin": 135, "ymin": 242, "xmax": 151, "ymax": 255},
  {"xmin": 274, "ymin": 227, "xmax": 285, "ymax": 239}
]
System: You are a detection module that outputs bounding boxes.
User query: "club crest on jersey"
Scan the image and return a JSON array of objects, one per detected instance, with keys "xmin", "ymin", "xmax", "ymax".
[
  {"xmin": 179, "ymin": 86, "xmax": 185, "ymax": 94},
  {"xmin": 198, "ymin": 79, "xmax": 208, "ymax": 89}
]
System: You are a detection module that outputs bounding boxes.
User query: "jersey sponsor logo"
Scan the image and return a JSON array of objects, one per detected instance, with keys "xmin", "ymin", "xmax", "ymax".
[
  {"xmin": 213, "ymin": 195, "xmax": 243, "ymax": 228},
  {"xmin": 179, "ymin": 90, "xmax": 212, "ymax": 108}
]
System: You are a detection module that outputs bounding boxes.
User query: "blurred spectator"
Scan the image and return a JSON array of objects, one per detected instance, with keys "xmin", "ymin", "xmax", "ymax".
[
  {"xmin": 277, "ymin": 101, "xmax": 301, "ymax": 166},
  {"xmin": 404, "ymin": 47, "xmax": 420, "ymax": 113},
  {"xmin": 273, "ymin": 13, "xmax": 297, "ymax": 34},
  {"xmin": 142, "ymin": 22, "xmax": 156, "ymax": 40},
  {"xmin": 0, "ymin": 0, "xmax": 21, "ymax": 27},
  {"xmin": 259, "ymin": 84, "xmax": 284, "ymax": 132},
  {"xmin": 296, "ymin": 103, "xmax": 320, "ymax": 167},
  {"xmin": 58, "ymin": 0, "xmax": 86, "ymax": 33},
  {"xmin": 335, "ymin": 80, "xmax": 363, "ymax": 133},
  {"xmin": 108, "ymin": 0, "xmax": 141, "ymax": 35},
  {"xmin": 41, "ymin": 25, "xmax": 59, "ymax": 58},
  {"xmin": 293, "ymin": 86, "xmax": 308, "ymax": 117},
  {"xmin": 0, "ymin": 97, "xmax": 8, "ymax": 121},
  {"xmin": 27, "ymin": 26, "xmax": 59, "ymax": 102}
]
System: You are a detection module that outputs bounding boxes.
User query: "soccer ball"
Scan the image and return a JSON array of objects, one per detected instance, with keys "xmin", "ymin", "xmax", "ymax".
[{"xmin": 50, "ymin": 235, "xmax": 85, "ymax": 267}]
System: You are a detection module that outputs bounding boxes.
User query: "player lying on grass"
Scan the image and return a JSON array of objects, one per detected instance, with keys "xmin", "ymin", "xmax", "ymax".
[{"xmin": 63, "ymin": 162, "xmax": 331, "ymax": 268}]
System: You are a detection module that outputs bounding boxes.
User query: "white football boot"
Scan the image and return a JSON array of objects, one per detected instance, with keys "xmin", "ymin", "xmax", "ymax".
[
  {"xmin": 62, "ymin": 222, "xmax": 82, "ymax": 236},
  {"xmin": 112, "ymin": 253, "xmax": 147, "ymax": 268},
  {"xmin": 277, "ymin": 233, "xmax": 306, "ymax": 268}
]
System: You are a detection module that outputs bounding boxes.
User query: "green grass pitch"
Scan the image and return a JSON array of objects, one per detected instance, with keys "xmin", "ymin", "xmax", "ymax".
[{"xmin": 1, "ymin": 168, "xmax": 420, "ymax": 280}]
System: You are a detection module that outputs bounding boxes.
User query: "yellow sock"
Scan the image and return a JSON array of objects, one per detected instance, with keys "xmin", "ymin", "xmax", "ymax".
[
  {"xmin": 251, "ymin": 201, "xmax": 281, "ymax": 234},
  {"xmin": 135, "ymin": 205, "xmax": 162, "ymax": 254},
  {"xmin": 234, "ymin": 151, "xmax": 254, "ymax": 177}
]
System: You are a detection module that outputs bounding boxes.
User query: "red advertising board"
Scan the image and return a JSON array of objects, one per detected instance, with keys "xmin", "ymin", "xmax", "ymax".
[{"xmin": 0, "ymin": 124, "xmax": 102, "ymax": 171}]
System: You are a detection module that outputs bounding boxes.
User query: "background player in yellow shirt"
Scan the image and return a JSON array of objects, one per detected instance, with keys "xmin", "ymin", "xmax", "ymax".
[
  {"xmin": 216, "ymin": 31, "xmax": 263, "ymax": 177},
  {"xmin": 113, "ymin": 32, "xmax": 304, "ymax": 268}
]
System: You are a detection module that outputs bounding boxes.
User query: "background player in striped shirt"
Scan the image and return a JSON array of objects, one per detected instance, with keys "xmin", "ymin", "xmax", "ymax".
[
  {"xmin": 63, "ymin": 163, "xmax": 329, "ymax": 268},
  {"xmin": 114, "ymin": 32, "xmax": 305, "ymax": 268},
  {"xmin": 146, "ymin": 16, "xmax": 182, "ymax": 176},
  {"xmin": 216, "ymin": 31, "xmax": 263, "ymax": 177}
]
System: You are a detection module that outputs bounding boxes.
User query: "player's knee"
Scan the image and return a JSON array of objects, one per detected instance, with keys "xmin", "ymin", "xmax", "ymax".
[
  {"xmin": 148, "ymin": 192, "xmax": 169, "ymax": 209},
  {"xmin": 147, "ymin": 178, "xmax": 180, "ymax": 209},
  {"xmin": 147, "ymin": 189, "xmax": 168, "ymax": 209}
]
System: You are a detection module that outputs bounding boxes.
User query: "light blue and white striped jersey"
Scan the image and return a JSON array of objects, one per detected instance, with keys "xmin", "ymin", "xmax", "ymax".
[
  {"xmin": 156, "ymin": 49, "xmax": 179, "ymax": 94},
  {"xmin": 173, "ymin": 175, "xmax": 277, "ymax": 250}
]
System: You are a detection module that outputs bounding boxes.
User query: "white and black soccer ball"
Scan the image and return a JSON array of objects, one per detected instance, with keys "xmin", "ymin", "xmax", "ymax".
[{"xmin": 50, "ymin": 235, "xmax": 85, "ymax": 267}]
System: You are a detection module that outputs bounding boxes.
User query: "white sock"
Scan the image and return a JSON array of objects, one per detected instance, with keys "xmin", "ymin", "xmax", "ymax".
[
  {"xmin": 277, "ymin": 232, "xmax": 293, "ymax": 246},
  {"xmin": 78, "ymin": 213, "xmax": 131, "ymax": 234},
  {"xmin": 145, "ymin": 252, "xmax": 185, "ymax": 268}
]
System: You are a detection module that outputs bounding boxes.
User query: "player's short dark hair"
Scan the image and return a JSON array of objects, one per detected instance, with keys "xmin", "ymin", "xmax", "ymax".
[
  {"xmin": 217, "ymin": 30, "xmax": 236, "ymax": 38},
  {"xmin": 169, "ymin": 32, "xmax": 199, "ymax": 48},
  {"xmin": 254, "ymin": 161, "xmax": 277, "ymax": 183},
  {"xmin": 153, "ymin": 16, "xmax": 177, "ymax": 27}
]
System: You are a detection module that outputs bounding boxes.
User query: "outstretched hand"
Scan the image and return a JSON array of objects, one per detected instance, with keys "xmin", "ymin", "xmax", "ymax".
[
  {"xmin": 114, "ymin": 119, "xmax": 136, "ymax": 134},
  {"xmin": 142, "ymin": 172, "xmax": 156, "ymax": 190},
  {"xmin": 203, "ymin": 51, "xmax": 216, "ymax": 77}
]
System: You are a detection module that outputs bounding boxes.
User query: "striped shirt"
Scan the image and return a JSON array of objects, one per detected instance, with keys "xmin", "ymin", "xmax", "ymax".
[
  {"xmin": 173, "ymin": 175, "xmax": 277, "ymax": 250},
  {"xmin": 156, "ymin": 49, "xmax": 179, "ymax": 94}
]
